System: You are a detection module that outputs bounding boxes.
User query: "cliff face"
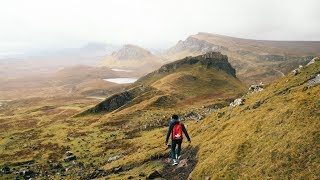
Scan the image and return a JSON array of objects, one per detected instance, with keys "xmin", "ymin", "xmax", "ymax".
[
  {"xmin": 164, "ymin": 33, "xmax": 320, "ymax": 84},
  {"xmin": 157, "ymin": 51, "xmax": 236, "ymax": 77},
  {"xmin": 166, "ymin": 36, "xmax": 228, "ymax": 55}
]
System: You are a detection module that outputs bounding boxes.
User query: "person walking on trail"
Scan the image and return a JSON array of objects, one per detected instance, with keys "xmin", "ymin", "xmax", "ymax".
[{"xmin": 165, "ymin": 114, "xmax": 191, "ymax": 166}]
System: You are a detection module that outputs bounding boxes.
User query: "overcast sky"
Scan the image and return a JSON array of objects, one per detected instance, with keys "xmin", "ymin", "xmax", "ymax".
[{"xmin": 0, "ymin": 0, "xmax": 319, "ymax": 55}]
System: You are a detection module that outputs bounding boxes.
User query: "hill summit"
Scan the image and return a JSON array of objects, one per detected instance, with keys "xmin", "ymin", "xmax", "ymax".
[
  {"xmin": 82, "ymin": 51, "xmax": 246, "ymax": 115},
  {"xmin": 111, "ymin": 44, "xmax": 153, "ymax": 60},
  {"xmin": 102, "ymin": 44, "xmax": 162, "ymax": 71}
]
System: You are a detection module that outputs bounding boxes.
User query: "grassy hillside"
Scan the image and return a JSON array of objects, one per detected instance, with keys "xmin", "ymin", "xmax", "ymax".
[
  {"xmin": 83, "ymin": 52, "xmax": 246, "ymax": 116},
  {"xmin": 0, "ymin": 54, "xmax": 318, "ymax": 179},
  {"xmin": 99, "ymin": 58, "xmax": 320, "ymax": 179}
]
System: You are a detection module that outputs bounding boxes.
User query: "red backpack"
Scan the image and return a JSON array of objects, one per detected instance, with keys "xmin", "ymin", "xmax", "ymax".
[{"xmin": 172, "ymin": 122, "xmax": 183, "ymax": 140}]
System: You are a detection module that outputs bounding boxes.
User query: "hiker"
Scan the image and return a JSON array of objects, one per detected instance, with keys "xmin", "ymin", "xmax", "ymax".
[{"xmin": 165, "ymin": 114, "xmax": 191, "ymax": 165}]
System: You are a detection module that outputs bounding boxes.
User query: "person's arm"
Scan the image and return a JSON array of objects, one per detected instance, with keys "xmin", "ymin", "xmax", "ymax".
[
  {"xmin": 182, "ymin": 124, "xmax": 191, "ymax": 142},
  {"xmin": 165, "ymin": 122, "xmax": 173, "ymax": 144}
]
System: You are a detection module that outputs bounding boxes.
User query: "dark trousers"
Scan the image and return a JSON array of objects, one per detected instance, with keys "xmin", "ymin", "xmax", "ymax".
[{"xmin": 171, "ymin": 139, "xmax": 182, "ymax": 159}]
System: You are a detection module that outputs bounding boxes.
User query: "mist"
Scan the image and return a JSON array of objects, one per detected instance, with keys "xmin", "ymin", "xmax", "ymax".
[{"xmin": 0, "ymin": 0, "xmax": 320, "ymax": 57}]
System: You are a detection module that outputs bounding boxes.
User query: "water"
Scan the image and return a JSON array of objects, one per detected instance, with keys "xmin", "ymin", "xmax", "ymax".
[
  {"xmin": 111, "ymin": 68, "xmax": 134, "ymax": 72},
  {"xmin": 103, "ymin": 78, "xmax": 138, "ymax": 84}
]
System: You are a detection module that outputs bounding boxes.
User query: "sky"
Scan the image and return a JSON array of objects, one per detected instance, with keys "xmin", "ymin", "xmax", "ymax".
[{"xmin": 0, "ymin": 0, "xmax": 319, "ymax": 56}]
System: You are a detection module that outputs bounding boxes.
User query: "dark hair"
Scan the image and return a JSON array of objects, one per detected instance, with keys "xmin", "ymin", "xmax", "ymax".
[{"xmin": 172, "ymin": 114, "xmax": 179, "ymax": 120}]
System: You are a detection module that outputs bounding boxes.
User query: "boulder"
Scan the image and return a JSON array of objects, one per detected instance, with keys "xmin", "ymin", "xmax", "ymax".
[
  {"xmin": 112, "ymin": 166, "xmax": 122, "ymax": 174},
  {"xmin": 65, "ymin": 151, "xmax": 73, "ymax": 156},
  {"xmin": 292, "ymin": 69, "xmax": 300, "ymax": 75},
  {"xmin": 64, "ymin": 155, "xmax": 77, "ymax": 162},
  {"xmin": 307, "ymin": 74, "xmax": 320, "ymax": 87},
  {"xmin": 108, "ymin": 154, "xmax": 124, "ymax": 163},
  {"xmin": 139, "ymin": 172, "xmax": 146, "ymax": 177},
  {"xmin": 1, "ymin": 165, "xmax": 10, "ymax": 174},
  {"xmin": 147, "ymin": 170, "xmax": 162, "ymax": 179},
  {"xmin": 230, "ymin": 98, "xmax": 244, "ymax": 107},
  {"xmin": 177, "ymin": 159, "xmax": 188, "ymax": 168},
  {"xmin": 20, "ymin": 169, "xmax": 35, "ymax": 179},
  {"xmin": 249, "ymin": 83, "xmax": 264, "ymax": 93}
]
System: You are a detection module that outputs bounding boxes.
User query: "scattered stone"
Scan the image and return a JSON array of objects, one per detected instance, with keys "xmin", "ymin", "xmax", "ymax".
[
  {"xmin": 252, "ymin": 101, "xmax": 262, "ymax": 109},
  {"xmin": 292, "ymin": 65, "xmax": 303, "ymax": 75},
  {"xmin": 147, "ymin": 170, "xmax": 162, "ymax": 179},
  {"xmin": 306, "ymin": 57, "xmax": 320, "ymax": 66},
  {"xmin": 65, "ymin": 151, "xmax": 73, "ymax": 156},
  {"xmin": 307, "ymin": 74, "xmax": 320, "ymax": 87},
  {"xmin": 177, "ymin": 159, "xmax": 188, "ymax": 168},
  {"xmin": 230, "ymin": 98, "xmax": 245, "ymax": 107},
  {"xmin": 127, "ymin": 175, "xmax": 134, "ymax": 179},
  {"xmin": 64, "ymin": 155, "xmax": 77, "ymax": 162},
  {"xmin": 181, "ymin": 111, "xmax": 203, "ymax": 121},
  {"xmin": 1, "ymin": 165, "xmax": 10, "ymax": 174},
  {"xmin": 20, "ymin": 169, "xmax": 35, "ymax": 179},
  {"xmin": 108, "ymin": 154, "xmax": 124, "ymax": 163},
  {"xmin": 292, "ymin": 69, "xmax": 300, "ymax": 75},
  {"xmin": 112, "ymin": 166, "xmax": 122, "ymax": 174},
  {"xmin": 139, "ymin": 172, "xmax": 146, "ymax": 177},
  {"xmin": 50, "ymin": 163, "xmax": 64, "ymax": 171},
  {"xmin": 249, "ymin": 83, "xmax": 264, "ymax": 93}
]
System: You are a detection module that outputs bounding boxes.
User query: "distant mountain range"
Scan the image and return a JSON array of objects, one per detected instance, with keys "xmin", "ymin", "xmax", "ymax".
[{"xmin": 101, "ymin": 33, "xmax": 320, "ymax": 84}]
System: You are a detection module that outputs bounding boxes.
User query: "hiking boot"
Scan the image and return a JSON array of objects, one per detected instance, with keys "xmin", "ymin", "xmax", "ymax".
[
  {"xmin": 172, "ymin": 159, "xmax": 178, "ymax": 166},
  {"xmin": 176, "ymin": 155, "xmax": 181, "ymax": 160}
]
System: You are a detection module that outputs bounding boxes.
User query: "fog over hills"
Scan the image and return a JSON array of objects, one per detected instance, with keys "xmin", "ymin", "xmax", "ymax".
[{"xmin": 1, "ymin": 0, "xmax": 320, "ymax": 179}]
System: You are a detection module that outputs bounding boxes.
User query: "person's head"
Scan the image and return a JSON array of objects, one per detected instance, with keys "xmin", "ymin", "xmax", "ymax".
[{"xmin": 172, "ymin": 114, "xmax": 179, "ymax": 120}]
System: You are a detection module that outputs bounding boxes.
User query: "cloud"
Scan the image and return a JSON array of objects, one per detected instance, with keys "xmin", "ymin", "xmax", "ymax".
[{"xmin": 0, "ymin": 0, "xmax": 319, "ymax": 52}]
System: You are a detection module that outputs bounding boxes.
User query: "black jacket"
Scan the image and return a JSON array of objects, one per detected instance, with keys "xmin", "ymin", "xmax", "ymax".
[{"xmin": 165, "ymin": 119, "xmax": 191, "ymax": 143}]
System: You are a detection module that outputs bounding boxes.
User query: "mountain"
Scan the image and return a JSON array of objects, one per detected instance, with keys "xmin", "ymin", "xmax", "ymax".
[
  {"xmin": 82, "ymin": 51, "xmax": 246, "ymax": 115},
  {"xmin": 0, "ymin": 53, "xmax": 319, "ymax": 179},
  {"xmin": 164, "ymin": 33, "xmax": 320, "ymax": 84},
  {"xmin": 102, "ymin": 44, "xmax": 162, "ymax": 72}
]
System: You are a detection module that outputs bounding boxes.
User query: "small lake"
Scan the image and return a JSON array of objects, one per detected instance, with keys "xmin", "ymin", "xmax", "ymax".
[
  {"xmin": 111, "ymin": 68, "xmax": 134, "ymax": 72},
  {"xmin": 103, "ymin": 78, "xmax": 138, "ymax": 84}
]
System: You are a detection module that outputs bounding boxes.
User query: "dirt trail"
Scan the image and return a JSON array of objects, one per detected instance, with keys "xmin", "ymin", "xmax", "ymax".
[{"xmin": 159, "ymin": 145, "xmax": 199, "ymax": 180}]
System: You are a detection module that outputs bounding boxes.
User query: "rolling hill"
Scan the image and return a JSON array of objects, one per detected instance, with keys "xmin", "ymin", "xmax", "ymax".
[
  {"xmin": 164, "ymin": 33, "xmax": 320, "ymax": 84},
  {"xmin": 83, "ymin": 51, "xmax": 246, "ymax": 116},
  {"xmin": 102, "ymin": 44, "xmax": 163, "ymax": 73},
  {"xmin": 0, "ymin": 52, "xmax": 319, "ymax": 179}
]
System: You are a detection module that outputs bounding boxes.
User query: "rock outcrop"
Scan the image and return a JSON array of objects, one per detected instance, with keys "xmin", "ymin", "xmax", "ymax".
[
  {"xmin": 167, "ymin": 36, "xmax": 228, "ymax": 54},
  {"xmin": 307, "ymin": 57, "xmax": 320, "ymax": 66},
  {"xmin": 79, "ymin": 86, "xmax": 153, "ymax": 115},
  {"xmin": 156, "ymin": 52, "xmax": 236, "ymax": 77},
  {"xmin": 230, "ymin": 98, "xmax": 245, "ymax": 107}
]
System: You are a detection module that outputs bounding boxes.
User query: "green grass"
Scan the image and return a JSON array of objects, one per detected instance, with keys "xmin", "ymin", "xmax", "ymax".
[{"xmin": 0, "ymin": 60, "xmax": 319, "ymax": 179}]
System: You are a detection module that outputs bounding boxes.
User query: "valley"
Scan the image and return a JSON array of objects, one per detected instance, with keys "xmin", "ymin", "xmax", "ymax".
[
  {"xmin": 0, "ymin": 31, "xmax": 320, "ymax": 179},
  {"xmin": 1, "ymin": 50, "xmax": 319, "ymax": 179}
]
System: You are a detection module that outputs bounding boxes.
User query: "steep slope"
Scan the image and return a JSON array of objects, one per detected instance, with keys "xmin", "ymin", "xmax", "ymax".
[
  {"xmin": 164, "ymin": 33, "xmax": 320, "ymax": 84},
  {"xmin": 101, "ymin": 58, "xmax": 320, "ymax": 179},
  {"xmin": 189, "ymin": 57, "xmax": 320, "ymax": 179},
  {"xmin": 102, "ymin": 44, "xmax": 162, "ymax": 72}
]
